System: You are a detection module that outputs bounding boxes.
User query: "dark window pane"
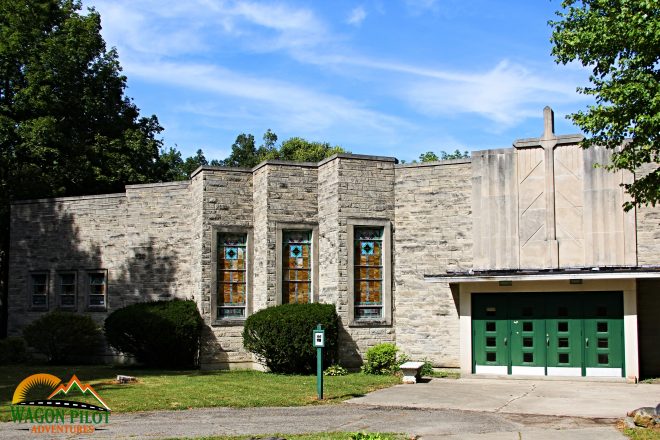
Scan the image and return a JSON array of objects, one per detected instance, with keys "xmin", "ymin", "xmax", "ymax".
[
  {"xmin": 89, "ymin": 295, "xmax": 105, "ymax": 306},
  {"xmin": 558, "ymin": 338, "xmax": 569, "ymax": 348},
  {"xmin": 355, "ymin": 307, "xmax": 382, "ymax": 319},
  {"xmin": 523, "ymin": 322, "xmax": 533, "ymax": 332},
  {"xmin": 486, "ymin": 352, "xmax": 496, "ymax": 362},
  {"xmin": 486, "ymin": 322, "xmax": 496, "ymax": 332},
  {"xmin": 523, "ymin": 337, "xmax": 533, "ymax": 347},
  {"xmin": 598, "ymin": 338, "xmax": 609, "ymax": 348},
  {"xmin": 32, "ymin": 295, "xmax": 46, "ymax": 306},
  {"xmin": 61, "ymin": 295, "xmax": 75, "ymax": 306},
  {"xmin": 486, "ymin": 337, "xmax": 496, "ymax": 347},
  {"xmin": 598, "ymin": 354, "xmax": 609, "ymax": 365},
  {"xmin": 597, "ymin": 322, "xmax": 608, "ymax": 333},
  {"xmin": 559, "ymin": 353, "xmax": 569, "ymax": 364},
  {"xmin": 523, "ymin": 352, "xmax": 533, "ymax": 363},
  {"xmin": 558, "ymin": 322, "xmax": 568, "ymax": 332}
]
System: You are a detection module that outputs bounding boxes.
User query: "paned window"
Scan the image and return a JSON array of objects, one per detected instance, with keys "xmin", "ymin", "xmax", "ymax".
[
  {"xmin": 87, "ymin": 271, "xmax": 107, "ymax": 310},
  {"xmin": 354, "ymin": 227, "xmax": 383, "ymax": 318},
  {"xmin": 30, "ymin": 273, "xmax": 49, "ymax": 309},
  {"xmin": 58, "ymin": 273, "xmax": 76, "ymax": 310},
  {"xmin": 217, "ymin": 234, "xmax": 247, "ymax": 318},
  {"xmin": 283, "ymin": 230, "xmax": 312, "ymax": 304}
]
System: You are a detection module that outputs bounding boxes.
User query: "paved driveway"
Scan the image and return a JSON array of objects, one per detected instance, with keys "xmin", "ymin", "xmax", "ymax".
[
  {"xmin": 2, "ymin": 378, "xmax": 656, "ymax": 439},
  {"xmin": 347, "ymin": 377, "xmax": 660, "ymax": 419}
]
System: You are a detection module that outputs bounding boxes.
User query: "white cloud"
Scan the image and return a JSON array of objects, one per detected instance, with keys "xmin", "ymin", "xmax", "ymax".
[
  {"xmin": 347, "ymin": 6, "xmax": 367, "ymax": 26},
  {"xmin": 123, "ymin": 59, "xmax": 411, "ymax": 135}
]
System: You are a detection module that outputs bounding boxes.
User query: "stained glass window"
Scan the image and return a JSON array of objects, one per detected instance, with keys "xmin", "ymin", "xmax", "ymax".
[
  {"xmin": 283, "ymin": 231, "xmax": 312, "ymax": 304},
  {"xmin": 217, "ymin": 234, "xmax": 247, "ymax": 319},
  {"xmin": 88, "ymin": 271, "xmax": 107, "ymax": 309},
  {"xmin": 354, "ymin": 227, "xmax": 383, "ymax": 318},
  {"xmin": 30, "ymin": 273, "xmax": 48, "ymax": 309},
  {"xmin": 58, "ymin": 273, "xmax": 76, "ymax": 309}
]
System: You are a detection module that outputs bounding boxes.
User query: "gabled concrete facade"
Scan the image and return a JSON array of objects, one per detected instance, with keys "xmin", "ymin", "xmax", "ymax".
[{"xmin": 8, "ymin": 109, "xmax": 660, "ymax": 379}]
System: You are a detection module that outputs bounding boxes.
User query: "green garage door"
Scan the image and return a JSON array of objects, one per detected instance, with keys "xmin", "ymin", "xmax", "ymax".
[{"xmin": 472, "ymin": 292, "xmax": 624, "ymax": 377}]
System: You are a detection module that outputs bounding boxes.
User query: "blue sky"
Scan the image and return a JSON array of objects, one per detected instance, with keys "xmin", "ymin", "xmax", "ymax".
[{"xmin": 82, "ymin": 0, "xmax": 592, "ymax": 162}]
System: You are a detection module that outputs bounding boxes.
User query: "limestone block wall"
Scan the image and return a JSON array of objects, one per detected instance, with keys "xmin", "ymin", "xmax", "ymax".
[
  {"xmin": 332, "ymin": 156, "xmax": 397, "ymax": 366},
  {"xmin": 195, "ymin": 167, "xmax": 254, "ymax": 367},
  {"xmin": 635, "ymin": 164, "xmax": 660, "ymax": 266},
  {"xmin": 8, "ymin": 181, "xmax": 193, "ymax": 334},
  {"xmin": 394, "ymin": 160, "xmax": 472, "ymax": 367},
  {"xmin": 261, "ymin": 162, "xmax": 319, "ymax": 307}
]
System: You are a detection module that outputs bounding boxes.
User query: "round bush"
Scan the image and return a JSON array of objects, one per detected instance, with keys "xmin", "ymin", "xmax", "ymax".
[
  {"xmin": 242, "ymin": 303, "xmax": 339, "ymax": 374},
  {"xmin": 23, "ymin": 312, "xmax": 103, "ymax": 364},
  {"xmin": 361, "ymin": 343, "xmax": 400, "ymax": 375},
  {"xmin": 104, "ymin": 299, "xmax": 204, "ymax": 368}
]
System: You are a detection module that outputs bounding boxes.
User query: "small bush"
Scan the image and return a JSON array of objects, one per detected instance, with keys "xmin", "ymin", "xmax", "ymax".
[
  {"xmin": 324, "ymin": 364, "xmax": 348, "ymax": 376},
  {"xmin": 420, "ymin": 359, "xmax": 434, "ymax": 377},
  {"xmin": 361, "ymin": 343, "xmax": 406, "ymax": 375},
  {"xmin": 242, "ymin": 303, "xmax": 339, "ymax": 374},
  {"xmin": 104, "ymin": 299, "xmax": 204, "ymax": 368},
  {"xmin": 0, "ymin": 336, "xmax": 28, "ymax": 364},
  {"xmin": 23, "ymin": 312, "xmax": 103, "ymax": 363}
]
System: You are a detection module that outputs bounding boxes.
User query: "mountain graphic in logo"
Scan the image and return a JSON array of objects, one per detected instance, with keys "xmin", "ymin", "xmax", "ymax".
[{"xmin": 48, "ymin": 375, "xmax": 110, "ymax": 411}]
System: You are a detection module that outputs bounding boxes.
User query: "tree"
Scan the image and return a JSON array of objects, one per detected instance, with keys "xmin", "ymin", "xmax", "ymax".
[
  {"xmin": 0, "ymin": 0, "xmax": 166, "ymax": 335},
  {"xmin": 219, "ymin": 131, "xmax": 345, "ymax": 168},
  {"xmin": 550, "ymin": 0, "xmax": 660, "ymax": 210},
  {"xmin": 277, "ymin": 137, "xmax": 344, "ymax": 163},
  {"xmin": 419, "ymin": 151, "xmax": 439, "ymax": 162}
]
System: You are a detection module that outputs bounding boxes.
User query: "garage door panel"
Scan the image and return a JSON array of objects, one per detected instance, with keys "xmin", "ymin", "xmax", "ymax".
[{"xmin": 472, "ymin": 291, "xmax": 624, "ymax": 377}]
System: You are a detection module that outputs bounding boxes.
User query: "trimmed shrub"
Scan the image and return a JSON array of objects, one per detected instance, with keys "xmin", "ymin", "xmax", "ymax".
[
  {"xmin": 362, "ymin": 343, "xmax": 402, "ymax": 375},
  {"xmin": 23, "ymin": 312, "xmax": 103, "ymax": 363},
  {"xmin": 104, "ymin": 299, "xmax": 204, "ymax": 368},
  {"xmin": 0, "ymin": 336, "xmax": 28, "ymax": 364},
  {"xmin": 242, "ymin": 303, "xmax": 339, "ymax": 374}
]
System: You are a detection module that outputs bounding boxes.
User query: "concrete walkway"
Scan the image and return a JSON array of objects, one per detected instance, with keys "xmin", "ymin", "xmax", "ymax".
[
  {"xmin": 2, "ymin": 378, "xmax": 656, "ymax": 439},
  {"xmin": 346, "ymin": 377, "xmax": 660, "ymax": 418}
]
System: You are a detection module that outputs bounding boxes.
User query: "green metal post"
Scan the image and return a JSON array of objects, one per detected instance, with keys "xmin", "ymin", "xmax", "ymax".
[
  {"xmin": 317, "ymin": 346, "xmax": 323, "ymax": 400},
  {"xmin": 316, "ymin": 323, "xmax": 323, "ymax": 400}
]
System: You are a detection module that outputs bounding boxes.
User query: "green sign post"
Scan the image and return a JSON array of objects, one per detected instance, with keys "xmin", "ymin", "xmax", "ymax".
[{"xmin": 312, "ymin": 324, "xmax": 325, "ymax": 400}]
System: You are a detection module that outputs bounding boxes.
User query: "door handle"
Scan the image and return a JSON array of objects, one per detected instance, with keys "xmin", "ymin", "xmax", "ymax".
[
  {"xmin": 585, "ymin": 337, "xmax": 589, "ymax": 348},
  {"xmin": 504, "ymin": 337, "xmax": 508, "ymax": 346},
  {"xmin": 546, "ymin": 337, "xmax": 550, "ymax": 347}
]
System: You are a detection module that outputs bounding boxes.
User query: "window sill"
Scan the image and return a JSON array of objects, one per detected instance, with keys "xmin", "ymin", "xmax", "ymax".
[
  {"xmin": 212, "ymin": 319, "xmax": 247, "ymax": 327},
  {"xmin": 86, "ymin": 307, "xmax": 107, "ymax": 312},
  {"xmin": 349, "ymin": 319, "xmax": 392, "ymax": 328}
]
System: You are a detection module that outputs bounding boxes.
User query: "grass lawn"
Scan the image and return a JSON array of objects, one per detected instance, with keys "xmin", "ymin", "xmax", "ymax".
[
  {"xmin": 622, "ymin": 428, "xmax": 660, "ymax": 440},
  {"xmin": 0, "ymin": 365, "xmax": 400, "ymax": 422}
]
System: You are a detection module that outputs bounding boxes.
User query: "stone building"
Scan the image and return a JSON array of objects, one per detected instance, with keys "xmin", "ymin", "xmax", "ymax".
[{"xmin": 8, "ymin": 108, "xmax": 660, "ymax": 380}]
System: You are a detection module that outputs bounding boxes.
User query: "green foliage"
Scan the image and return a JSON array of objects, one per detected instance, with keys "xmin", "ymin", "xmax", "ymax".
[
  {"xmin": 0, "ymin": 336, "xmax": 28, "ymax": 364},
  {"xmin": 414, "ymin": 150, "xmax": 470, "ymax": 163},
  {"xmin": 350, "ymin": 432, "xmax": 396, "ymax": 440},
  {"xmin": 361, "ymin": 343, "xmax": 402, "ymax": 375},
  {"xmin": 324, "ymin": 364, "xmax": 348, "ymax": 376},
  {"xmin": 420, "ymin": 359, "xmax": 434, "ymax": 377},
  {"xmin": 22, "ymin": 312, "xmax": 103, "ymax": 363},
  {"xmin": 242, "ymin": 303, "xmax": 339, "ymax": 374},
  {"xmin": 550, "ymin": 0, "xmax": 660, "ymax": 209},
  {"xmin": 441, "ymin": 149, "xmax": 470, "ymax": 160},
  {"xmin": 104, "ymin": 300, "xmax": 204, "ymax": 368},
  {"xmin": 419, "ymin": 151, "xmax": 439, "ymax": 162}
]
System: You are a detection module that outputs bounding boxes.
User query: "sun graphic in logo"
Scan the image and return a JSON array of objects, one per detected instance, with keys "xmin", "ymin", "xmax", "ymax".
[{"xmin": 12, "ymin": 373, "xmax": 61, "ymax": 405}]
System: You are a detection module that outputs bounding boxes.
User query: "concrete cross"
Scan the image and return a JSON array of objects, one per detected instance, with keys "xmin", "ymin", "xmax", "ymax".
[{"xmin": 513, "ymin": 107, "xmax": 584, "ymax": 265}]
